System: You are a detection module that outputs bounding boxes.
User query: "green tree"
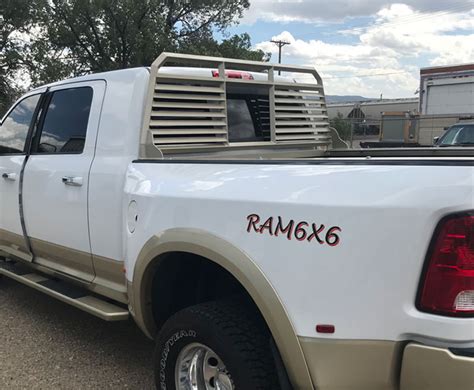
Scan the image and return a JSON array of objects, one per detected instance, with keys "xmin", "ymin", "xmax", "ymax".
[
  {"xmin": 0, "ymin": 0, "xmax": 38, "ymax": 114},
  {"xmin": 211, "ymin": 32, "xmax": 269, "ymax": 61},
  {"xmin": 28, "ymin": 0, "xmax": 268, "ymax": 85},
  {"xmin": 179, "ymin": 32, "xmax": 269, "ymax": 61}
]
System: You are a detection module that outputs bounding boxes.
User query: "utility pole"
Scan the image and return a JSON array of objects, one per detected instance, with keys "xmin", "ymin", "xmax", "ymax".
[{"xmin": 271, "ymin": 40, "xmax": 290, "ymax": 75}]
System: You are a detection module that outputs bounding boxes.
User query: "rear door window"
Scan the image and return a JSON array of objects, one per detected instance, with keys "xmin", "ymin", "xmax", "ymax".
[
  {"xmin": 0, "ymin": 94, "xmax": 41, "ymax": 154},
  {"xmin": 35, "ymin": 87, "xmax": 93, "ymax": 154}
]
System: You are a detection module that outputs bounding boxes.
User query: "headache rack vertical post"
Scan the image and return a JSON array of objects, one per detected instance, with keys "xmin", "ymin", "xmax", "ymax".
[
  {"xmin": 268, "ymin": 67, "xmax": 276, "ymax": 143},
  {"xmin": 140, "ymin": 55, "xmax": 162, "ymax": 158},
  {"xmin": 218, "ymin": 62, "xmax": 229, "ymax": 144},
  {"xmin": 140, "ymin": 52, "xmax": 330, "ymax": 158}
]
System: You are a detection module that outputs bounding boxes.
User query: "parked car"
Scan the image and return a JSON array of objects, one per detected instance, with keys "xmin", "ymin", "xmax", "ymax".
[
  {"xmin": 434, "ymin": 122, "xmax": 474, "ymax": 146},
  {"xmin": 1, "ymin": 53, "xmax": 473, "ymax": 390}
]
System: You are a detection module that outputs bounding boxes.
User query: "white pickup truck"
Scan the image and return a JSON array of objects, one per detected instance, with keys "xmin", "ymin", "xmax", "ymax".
[{"xmin": 1, "ymin": 53, "xmax": 473, "ymax": 390}]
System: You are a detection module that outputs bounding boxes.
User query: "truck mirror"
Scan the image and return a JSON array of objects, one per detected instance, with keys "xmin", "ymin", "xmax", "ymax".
[
  {"xmin": 38, "ymin": 142, "xmax": 57, "ymax": 153},
  {"xmin": 433, "ymin": 136, "xmax": 440, "ymax": 145}
]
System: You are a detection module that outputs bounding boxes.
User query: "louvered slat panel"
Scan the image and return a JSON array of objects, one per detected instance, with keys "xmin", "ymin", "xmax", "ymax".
[
  {"xmin": 142, "ymin": 53, "xmax": 331, "ymax": 153},
  {"xmin": 152, "ymin": 102, "xmax": 224, "ymax": 109},
  {"xmin": 151, "ymin": 111, "xmax": 226, "ymax": 118},
  {"xmin": 274, "ymin": 91, "xmax": 321, "ymax": 98},
  {"xmin": 274, "ymin": 98, "xmax": 319, "ymax": 104},
  {"xmin": 275, "ymin": 130, "xmax": 318, "ymax": 135},
  {"xmin": 153, "ymin": 93, "xmax": 224, "ymax": 101},
  {"xmin": 275, "ymin": 126, "xmax": 329, "ymax": 132},
  {"xmin": 274, "ymin": 83, "xmax": 329, "ymax": 143},
  {"xmin": 155, "ymin": 84, "xmax": 224, "ymax": 93},
  {"xmin": 275, "ymin": 113, "xmax": 328, "ymax": 119},
  {"xmin": 153, "ymin": 136, "xmax": 227, "ymax": 144},
  {"xmin": 150, "ymin": 72, "xmax": 227, "ymax": 146},
  {"xmin": 276, "ymin": 120, "xmax": 328, "ymax": 126},
  {"xmin": 275, "ymin": 82, "xmax": 324, "ymax": 90},
  {"xmin": 150, "ymin": 119, "xmax": 227, "ymax": 127},
  {"xmin": 275, "ymin": 106, "xmax": 324, "ymax": 111},
  {"xmin": 275, "ymin": 134, "xmax": 322, "ymax": 141},
  {"xmin": 151, "ymin": 128, "xmax": 228, "ymax": 135},
  {"xmin": 276, "ymin": 132, "xmax": 330, "ymax": 138}
]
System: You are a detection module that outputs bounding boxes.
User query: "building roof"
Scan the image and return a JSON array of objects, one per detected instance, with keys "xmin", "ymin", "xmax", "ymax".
[
  {"xmin": 327, "ymin": 98, "xmax": 419, "ymax": 121},
  {"xmin": 327, "ymin": 98, "xmax": 419, "ymax": 108},
  {"xmin": 420, "ymin": 63, "xmax": 474, "ymax": 75}
]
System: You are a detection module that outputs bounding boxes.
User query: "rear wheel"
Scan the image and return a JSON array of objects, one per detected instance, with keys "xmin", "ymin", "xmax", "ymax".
[{"xmin": 154, "ymin": 299, "xmax": 279, "ymax": 390}]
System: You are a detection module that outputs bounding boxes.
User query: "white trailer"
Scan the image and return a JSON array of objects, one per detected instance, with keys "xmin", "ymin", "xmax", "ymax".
[
  {"xmin": 420, "ymin": 63, "xmax": 474, "ymax": 116},
  {"xmin": 418, "ymin": 63, "xmax": 474, "ymax": 144}
]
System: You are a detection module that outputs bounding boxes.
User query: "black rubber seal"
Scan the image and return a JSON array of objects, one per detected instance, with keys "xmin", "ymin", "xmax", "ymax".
[{"xmin": 449, "ymin": 347, "xmax": 474, "ymax": 358}]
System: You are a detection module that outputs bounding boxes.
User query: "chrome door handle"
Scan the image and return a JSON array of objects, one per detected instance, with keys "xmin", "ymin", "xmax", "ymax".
[
  {"xmin": 2, "ymin": 172, "xmax": 17, "ymax": 181},
  {"xmin": 62, "ymin": 176, "xmax": 83, "ymax": 187}
]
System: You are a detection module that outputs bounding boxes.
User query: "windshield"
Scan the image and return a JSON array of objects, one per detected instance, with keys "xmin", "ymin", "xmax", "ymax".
[{"xmin": 437, "ymin": 125, "xmax": 474, "ymax": 146}]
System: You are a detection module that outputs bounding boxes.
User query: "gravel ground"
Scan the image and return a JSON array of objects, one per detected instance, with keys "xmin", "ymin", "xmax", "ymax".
[{"xmin": 0, "ymin": 277, "xmax": 155, "ymax": 389}]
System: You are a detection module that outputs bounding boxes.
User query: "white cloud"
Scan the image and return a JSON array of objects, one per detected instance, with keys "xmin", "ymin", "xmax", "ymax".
[
  {"xmin": 254, "ymin": 3, "xmax": 474, "ymax": 97},
  {"xmin": 245, "ymin": 0, "xmax": 474, "ymax": 23},
  {"xmin": 258, "ymin": 31, "xmax": 419, "ymax": 97},
  {"xmin": 359, "ymin": 4, "xmax": 474, "ymax": 64}
]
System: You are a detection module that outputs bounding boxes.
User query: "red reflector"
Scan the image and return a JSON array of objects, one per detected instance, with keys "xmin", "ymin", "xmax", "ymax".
[
  {"xmin": 211, "ymin": 70, "xmax": 254, "ymax": 80},
  {"xmin": 418, "ymin": 213, "xmax": 474, "ymax": 316},
  {"xmin": 316, "ymin": 324, "xmax": 335, "ymax": 334}
]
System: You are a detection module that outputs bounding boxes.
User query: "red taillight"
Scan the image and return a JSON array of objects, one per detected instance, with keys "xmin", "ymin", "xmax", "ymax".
[
  {"xmin": 418, "ymin": 213, "xmax": 474, "ymax": 316},
  {"xmin": 211, "ymin": 70, "xmax": 254, "ymax": 80}
]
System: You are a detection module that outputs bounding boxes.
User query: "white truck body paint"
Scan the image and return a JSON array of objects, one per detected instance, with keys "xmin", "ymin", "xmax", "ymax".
[
  {"xmin": 1, "ymin": 61, "xmax": 473, "ymax": 389},
  {"xmin": 0, "ymin": 155, "xmax": 26, "ymax": 236},
  {"xmin": 87, "ymin": 69, "xmax": 148, "ymax": 262},
  {"xmin": 0, "ymin": 89, "xmax": 46, "ymax": 257},
  {"xmin": 11, "ymin": 66, "xmax": 470, "ymax": 348},
  {"xmin": 23, "ymin": 81, "xmax": 106, "ymax": 261},
  {"xmin": 124, "ymin": 162, "xmax": 474, "ymax": 346}
]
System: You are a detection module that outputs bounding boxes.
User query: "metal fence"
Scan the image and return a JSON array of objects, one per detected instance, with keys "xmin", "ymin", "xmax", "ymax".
[{"xmin": 330, "ymin": 114, "xmax": 474, "ymax": 149}]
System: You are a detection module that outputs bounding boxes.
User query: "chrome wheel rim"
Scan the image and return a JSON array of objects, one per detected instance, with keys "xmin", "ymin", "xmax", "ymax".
[{"xmin": 175, "ymin": 342, "xmax": 234, "ymax": 390}]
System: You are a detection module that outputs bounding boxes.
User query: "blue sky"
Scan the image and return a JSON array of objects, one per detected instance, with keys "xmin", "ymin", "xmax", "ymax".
[{"xmin": 219, "ymin": 0, "xmax": 474, "ymax": 98}]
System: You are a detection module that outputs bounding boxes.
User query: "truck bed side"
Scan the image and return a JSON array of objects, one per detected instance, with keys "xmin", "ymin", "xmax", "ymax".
[{"xmin": 125, "ymin": 160, "xmax": 474, "ymax": 345}]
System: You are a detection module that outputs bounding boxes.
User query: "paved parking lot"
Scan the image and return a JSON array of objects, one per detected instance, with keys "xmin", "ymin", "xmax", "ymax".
[{"xmin": 0, "ymin": 277, "xmax": 155, "ymax": 389}]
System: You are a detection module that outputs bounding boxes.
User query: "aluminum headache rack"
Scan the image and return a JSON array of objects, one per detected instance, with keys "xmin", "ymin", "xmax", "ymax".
[{"xmin": 140, "ymin": 52, "xmax": 330, "ymax": 158}]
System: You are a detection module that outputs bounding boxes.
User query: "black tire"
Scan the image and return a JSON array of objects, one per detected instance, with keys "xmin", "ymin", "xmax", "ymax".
[{"xmin": 154, "ymin": 299, "xmax": 280, "ymax": 390}]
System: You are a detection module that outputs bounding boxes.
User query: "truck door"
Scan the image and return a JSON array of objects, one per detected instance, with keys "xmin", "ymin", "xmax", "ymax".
[
  {"xmin": 0, "ymin": 92, "xmax": 43, "ymax": 261},
  {"xmin": 22, "ymin": 81, "xmax": 106, "ymax": 282}
]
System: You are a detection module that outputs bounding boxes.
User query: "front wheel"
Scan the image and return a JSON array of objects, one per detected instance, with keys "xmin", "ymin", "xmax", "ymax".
[{"xmin": 154, "ymin": 299, "xmax": 279, "ymax": 390}]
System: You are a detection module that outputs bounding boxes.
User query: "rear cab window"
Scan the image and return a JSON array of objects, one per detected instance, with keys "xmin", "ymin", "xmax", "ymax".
[{"xmin": 227, "ymin": 94, "xmax": 270, "ymax": 142}]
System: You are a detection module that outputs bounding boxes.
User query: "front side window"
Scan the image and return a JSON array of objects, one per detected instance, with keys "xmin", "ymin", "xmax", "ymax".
[
  {"xmin": 0, "ymin": 94, "xmax": 41, "ymax": 154},
  {"xmin": 36, "ymin": 87, "xmax": 93, "ymax": 154}
]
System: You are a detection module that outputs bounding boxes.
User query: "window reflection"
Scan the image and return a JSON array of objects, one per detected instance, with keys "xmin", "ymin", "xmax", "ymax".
[
  {"xmin": 227, "ymin": 95, "xmax": 270, "ymax": 142},
  {"xmin": 37, "ymin": 87, "xmax": 93, "ymax": 154},
  {"xmin": 0, "ymin": 94, "xmax": 40, "ymax": 154}
]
